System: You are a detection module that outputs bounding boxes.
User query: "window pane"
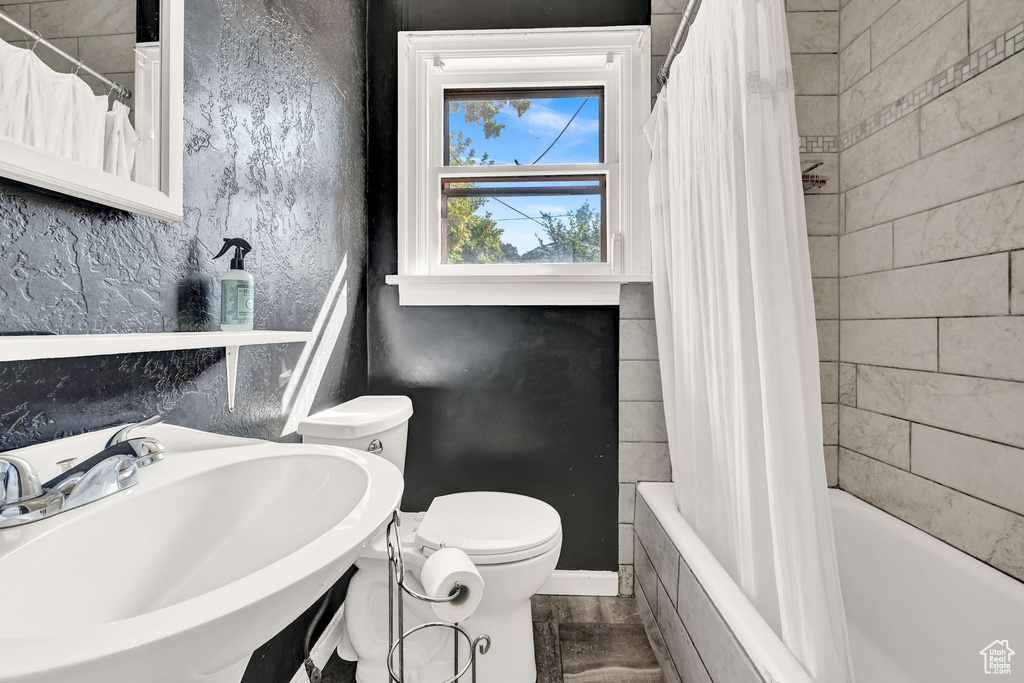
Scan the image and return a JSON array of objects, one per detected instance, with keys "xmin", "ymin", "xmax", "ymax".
[
  {"xmin": 444, "ymin": 87, "xmax": 603, "ymax": 167},
  {"xmin": 442, "ymin": 176, "xmax": 606, "ymax": 264}
]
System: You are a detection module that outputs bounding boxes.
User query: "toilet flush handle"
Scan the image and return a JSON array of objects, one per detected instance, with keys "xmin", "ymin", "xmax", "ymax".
[{"xmin": 368, "ymin": 440, "xmax": 383, "ymax": 455}]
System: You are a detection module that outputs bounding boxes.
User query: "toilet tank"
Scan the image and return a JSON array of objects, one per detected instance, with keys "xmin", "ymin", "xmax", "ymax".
[{"xmin": 298, "ymin": 396, "xmax": 414, "ymax": 474}]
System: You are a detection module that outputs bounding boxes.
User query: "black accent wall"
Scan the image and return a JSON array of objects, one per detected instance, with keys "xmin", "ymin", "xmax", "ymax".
[
  {"xmin": 0, "ymin": 0, "xmax": 367, "ymax": 449},
  {"xmin": 366, "ymin": 0, "xmax": 649, "ymax": 571}
]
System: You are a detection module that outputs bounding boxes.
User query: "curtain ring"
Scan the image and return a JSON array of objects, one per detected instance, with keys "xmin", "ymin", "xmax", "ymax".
[
  {"xmin": 30, "ymin": 31, "xmax": 42, "ymax": 52},
  {"xmin": 73, "ymin": 58, "xmax": 84, "ymax": 76}
]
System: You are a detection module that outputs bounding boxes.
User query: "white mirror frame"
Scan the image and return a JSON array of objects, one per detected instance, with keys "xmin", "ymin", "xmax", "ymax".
[{"xmin": 0, "ymin": 0, "xmax": 183, "ymax": 222}]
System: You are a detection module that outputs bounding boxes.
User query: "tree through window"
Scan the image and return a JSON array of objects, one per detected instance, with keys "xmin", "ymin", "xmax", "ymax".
[{"xmin": 442, "ymin": 88, "xmax": 606, "ymax": 265}]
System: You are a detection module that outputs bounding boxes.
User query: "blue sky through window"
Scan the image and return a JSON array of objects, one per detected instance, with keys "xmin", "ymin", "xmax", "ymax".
[{"xmin": 446, "ymin": 92, "xmax": 603, "ymax": 256}]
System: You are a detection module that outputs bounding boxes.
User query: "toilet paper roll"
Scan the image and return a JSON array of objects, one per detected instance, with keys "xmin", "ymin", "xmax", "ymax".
[{"xmin": 418, "ymin": 547, "xmax": 485, "ymax": 623}]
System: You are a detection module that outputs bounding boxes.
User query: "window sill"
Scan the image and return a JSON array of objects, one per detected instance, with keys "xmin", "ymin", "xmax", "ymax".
[{"xmin": 384, "ymin": 274, "xmax": 653, "ymax": 306}]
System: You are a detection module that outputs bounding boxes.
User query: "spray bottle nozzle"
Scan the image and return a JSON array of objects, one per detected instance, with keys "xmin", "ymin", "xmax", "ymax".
[{"xmin": 213, "ymin": 238, "xmax": 253, "ymax": 270}]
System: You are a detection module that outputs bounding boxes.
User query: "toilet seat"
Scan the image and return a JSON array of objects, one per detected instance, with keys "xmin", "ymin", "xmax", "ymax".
[{"xmin": 415, "ymin": 492, "xmax": 561, "ymax": 565}]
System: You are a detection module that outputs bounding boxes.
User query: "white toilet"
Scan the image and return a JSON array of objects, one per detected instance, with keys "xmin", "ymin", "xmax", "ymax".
[{"xmin": 298, "ymin": 395, "xmax": 562, "ymax": 683}]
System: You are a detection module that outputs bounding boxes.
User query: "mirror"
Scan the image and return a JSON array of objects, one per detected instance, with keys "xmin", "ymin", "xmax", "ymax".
[{"xmin": 0, "ymin": 0, "xmax": 182, "ymax": 221}]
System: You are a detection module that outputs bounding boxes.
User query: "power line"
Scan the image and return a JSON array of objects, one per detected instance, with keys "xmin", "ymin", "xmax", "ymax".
[
  {"xmin": 490, "ymin": 198, "xmax": 597, "ymax": 252},
  {"xmin": 492, "ymin": 197, "xmax": 546, "ymax": 227},
  {"xmin": 531, "ymin": 97, "xmax": 591, "ymax": 164},
  {"xmin": 490, "ymin": 212, "xmax": 576, "ymax": 223}
]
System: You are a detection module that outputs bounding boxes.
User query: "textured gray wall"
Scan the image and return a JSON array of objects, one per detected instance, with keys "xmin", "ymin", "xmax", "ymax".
[{"xmin": 0, "ymin": 0, "xmax": 367, "ymax": 450}]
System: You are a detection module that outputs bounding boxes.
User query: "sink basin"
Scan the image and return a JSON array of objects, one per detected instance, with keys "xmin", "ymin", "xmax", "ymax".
[{"xmin": 0, "ymin": 424, "xmax": 404, "ymax": 683}]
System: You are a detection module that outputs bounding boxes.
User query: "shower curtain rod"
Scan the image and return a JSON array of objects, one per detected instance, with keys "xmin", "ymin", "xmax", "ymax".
[
  {"xmin": 656, "ymin": 0, "xmax": 704, "ymax": 87},
  {"xmin": 0, "ymin": 10, "xmax": 132, "ymax": 100}
]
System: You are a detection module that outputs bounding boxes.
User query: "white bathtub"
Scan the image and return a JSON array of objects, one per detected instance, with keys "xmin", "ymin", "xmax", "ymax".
[
  {"xmin": 832, "ymin": 488, "xmax": 1024, "ymax": 682},
  {"xmin": 635, "ymin": 482, "xmax": 1024, "ymax": 683}
]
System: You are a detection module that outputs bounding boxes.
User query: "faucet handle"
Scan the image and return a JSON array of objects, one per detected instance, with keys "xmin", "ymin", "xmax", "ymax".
[
  {"xmin": 0, "ymin": 455, "xmax": 43, "ymax": 504},
  {"xmin": 106, "ymin": 415, "xmax": 163, "ymax": 448},
  {"xmin": 122, "ymin": 436, "xmax": 165, "ymax": 467}
]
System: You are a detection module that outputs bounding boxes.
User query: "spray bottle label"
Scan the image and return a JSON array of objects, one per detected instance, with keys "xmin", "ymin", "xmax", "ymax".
[{"xmin": 221, "ymin": 281, "xmax": 253, "ymax": 325}]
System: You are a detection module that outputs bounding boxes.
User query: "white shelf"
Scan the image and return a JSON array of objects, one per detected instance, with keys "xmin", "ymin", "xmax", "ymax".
[
  {"xmin": 0, "ymin": 330, "xmax": 312, "ymax": 412},
  {"xmin": 0, "ymin": 330, "xmax": 311, "ymax": 362}
]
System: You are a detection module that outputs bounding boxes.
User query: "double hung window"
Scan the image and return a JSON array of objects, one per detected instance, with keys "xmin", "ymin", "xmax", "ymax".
[{"xmin": 391, "ymin": 28, "xmax": 651, "ymax": 305}]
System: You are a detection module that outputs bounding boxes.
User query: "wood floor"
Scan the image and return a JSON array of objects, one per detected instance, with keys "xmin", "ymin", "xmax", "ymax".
[
  {"xmin": 532, "ymin": 596, "xmax": 665, "ymax": 683},
  {"xmin": 317, "ymin": 595, "xmax": 665, "ymax": 682}
]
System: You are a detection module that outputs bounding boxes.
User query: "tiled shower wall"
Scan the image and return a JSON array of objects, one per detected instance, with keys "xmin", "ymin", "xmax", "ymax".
[
  {"xmin": 837, "ymin": 0, "xmax": 1024, "ymax": 581},
  {"xmin": 618, "ymin": 283, "xmax": 670, "ymax": 596},
  {"xmin": 617, "ymin": 0, "xmax": 841, "ymax": 595},
  {"xmin": 788, "ymin": 0, "xmax": 842, "ymax": 487}
]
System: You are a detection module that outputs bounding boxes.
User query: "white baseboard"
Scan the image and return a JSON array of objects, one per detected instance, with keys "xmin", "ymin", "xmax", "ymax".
[
  {"xmin": 538, "ymin": 570, "xmax": 619, "ymax": 596},
  {"xmin": 288, "ymin": 604, "xmax": 347, "ymax": 683}
]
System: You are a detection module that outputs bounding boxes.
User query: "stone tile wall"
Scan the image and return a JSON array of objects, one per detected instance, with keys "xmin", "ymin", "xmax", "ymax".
[
  {"xmin": 618, "ymin": 282, "xmax": 671, "ymax": 596},
  {"xmin": 838, "ymin": 0, "xmax": 1024, "ymax": 581},
  {"xmin": 619, "ymin": 0, "xmax": 841, "ymax": 596},
  {"xmin": 787, "ymin": 0, "xmax": 843, "ymax": 489},
  {"xmin": 0, "ymin": 0, "xmax": 136, "ymax": 102}
]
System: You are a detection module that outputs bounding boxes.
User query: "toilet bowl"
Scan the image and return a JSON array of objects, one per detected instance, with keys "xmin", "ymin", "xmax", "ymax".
[{"xmin": 298, "ymin": 396, "xmax": 562, "ymax": 683}]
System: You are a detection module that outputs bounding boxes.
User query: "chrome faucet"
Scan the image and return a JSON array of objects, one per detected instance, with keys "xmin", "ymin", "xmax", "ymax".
[
  {"xmin": 0, "ymin": 456, "xmax": 63, "ymax": 526},
  {"xmin": 0, "ymin": 416, "xmax": 166, "ymax": 528},
  {"xmin": 105, "ymin": 414, "xmax": 166, "ymax": 467}
]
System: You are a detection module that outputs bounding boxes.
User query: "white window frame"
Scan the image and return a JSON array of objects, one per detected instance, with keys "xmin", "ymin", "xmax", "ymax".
[{"xmin": 388, "ymin": 27, "xmax": 652, "ymax": 306}]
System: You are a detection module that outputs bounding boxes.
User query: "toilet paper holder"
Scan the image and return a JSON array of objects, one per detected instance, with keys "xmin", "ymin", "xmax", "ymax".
[{"xmin": 385, "ymin": 511, "xmax": 492, "ymax": 683}]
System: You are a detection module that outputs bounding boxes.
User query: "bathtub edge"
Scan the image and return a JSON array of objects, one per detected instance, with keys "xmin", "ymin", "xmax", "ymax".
[{"xmin": 636, "ymin": 481, "xmax": 814, "ymax": 683}]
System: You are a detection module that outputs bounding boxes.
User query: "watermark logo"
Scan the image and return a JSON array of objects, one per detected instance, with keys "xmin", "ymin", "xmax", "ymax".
[{"xmin": 980, "ymin": 640, "xmax": 1015, "ymax": 675}]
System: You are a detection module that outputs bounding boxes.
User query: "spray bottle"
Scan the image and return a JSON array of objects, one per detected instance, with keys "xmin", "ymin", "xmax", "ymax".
[{"xmin": 213, "ymin": 238, "xmax": 254, "ymax": 332}]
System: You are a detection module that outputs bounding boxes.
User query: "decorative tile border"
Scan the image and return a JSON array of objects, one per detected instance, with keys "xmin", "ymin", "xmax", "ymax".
[
  {"xmin": 799, "ymin": 135, "xmax": 838, "ymax": 154},
  {"xmin": 840, "ymin": 20, "xmax": 1024, "ymax": 151}
]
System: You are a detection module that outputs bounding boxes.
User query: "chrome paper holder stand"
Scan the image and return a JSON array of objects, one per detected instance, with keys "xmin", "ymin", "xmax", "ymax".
[{"xmin": 386, "ymin": 511, "xmax": 491, "ymax": 683}]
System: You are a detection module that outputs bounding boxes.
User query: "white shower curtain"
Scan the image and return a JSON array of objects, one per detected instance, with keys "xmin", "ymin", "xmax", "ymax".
[
  {"xmin": 46, "ymin": 71, "xmax": 109, "ymax": 169},
  {"xmin": 105, "ymin": 100, "xmax": 140, "ymax": 180},
  {"xmin": 645, "ymin": 1, "xmax": 855, "ymax": 682},
  {"xmin": 0, "ymin": 37, "xmax": 137, "ymax": 175},
  {"xmin": 0, "ymin": 37, "xmax": 54, "ymax": 152}
]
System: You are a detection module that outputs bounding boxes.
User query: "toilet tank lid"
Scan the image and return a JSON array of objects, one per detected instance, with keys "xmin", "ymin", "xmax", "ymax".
[{"xmin": 298, "ymin": 395, "xmax": 414, "ymax": 440}]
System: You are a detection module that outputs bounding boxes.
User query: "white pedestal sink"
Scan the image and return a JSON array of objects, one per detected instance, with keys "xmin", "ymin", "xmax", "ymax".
[{"xmin": 0, "ymin": 424, "xmax": 404, "ymax": 683}]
